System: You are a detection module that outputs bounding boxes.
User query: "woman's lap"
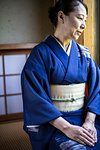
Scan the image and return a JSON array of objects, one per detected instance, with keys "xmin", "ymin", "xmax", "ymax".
[
  {"xmin": 48, "ymin": 130, "xmax": 86, "ymax": 150},
  {"xmin": 48, "ymin": 127, "xmax": 100, "ymax": 150}
]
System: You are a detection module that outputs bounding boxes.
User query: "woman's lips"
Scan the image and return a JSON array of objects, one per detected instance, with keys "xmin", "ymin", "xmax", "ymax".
[{"xmin": 76, "ymin": 31, "xmax": 82, "ymax": 35}]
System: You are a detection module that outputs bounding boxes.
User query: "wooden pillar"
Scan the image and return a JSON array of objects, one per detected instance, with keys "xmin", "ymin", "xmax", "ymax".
[{"xmin": 84, "ymin": 0, "xmax": 95, "ymax": 58}]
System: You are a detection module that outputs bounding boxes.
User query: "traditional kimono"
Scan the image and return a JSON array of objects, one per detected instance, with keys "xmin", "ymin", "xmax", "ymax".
[{"xmin": 21, "ymin": 35, "xmax": 100, "ymax": 150}]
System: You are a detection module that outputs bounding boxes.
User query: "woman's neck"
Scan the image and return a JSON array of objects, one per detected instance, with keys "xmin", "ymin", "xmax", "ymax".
[
  {"xmin": 54, "ymin": 27, "xmax": 72, "ymax": 47},
  {"xmin": 54, "ymin": 32, "xmax": 72, "ymax": 48}
]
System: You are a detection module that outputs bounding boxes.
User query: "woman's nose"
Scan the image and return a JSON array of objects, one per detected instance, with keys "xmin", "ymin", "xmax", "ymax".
[{"xmin": 80, "ymin": 21, "xmax": 86, "ymax": 29}]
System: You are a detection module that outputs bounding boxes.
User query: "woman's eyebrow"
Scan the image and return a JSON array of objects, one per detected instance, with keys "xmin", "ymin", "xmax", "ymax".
[{"xmin": 77, "ymin": 14, "xmax": 87, "ymax": 19}]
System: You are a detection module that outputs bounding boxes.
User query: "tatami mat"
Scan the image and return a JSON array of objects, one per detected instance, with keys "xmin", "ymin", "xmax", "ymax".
[{"xmin": 0, "ymin": 120, "xmax": 32, "ymax": 150}]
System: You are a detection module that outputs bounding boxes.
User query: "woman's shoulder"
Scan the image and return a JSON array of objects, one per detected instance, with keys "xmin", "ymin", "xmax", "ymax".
[
  {"xmin": 31, "ymin": 40, "xmax": 51, "ymax": 56},
  {"xmin": 27, "ymin": 40, "xmax": 52, "ymax": 67},
  {"xmin": 77, "ymin": 43, "xmax": 91, "ymax": 59}
]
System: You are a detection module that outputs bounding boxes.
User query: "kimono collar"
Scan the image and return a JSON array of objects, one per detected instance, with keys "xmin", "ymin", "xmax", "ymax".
[
  {"xmin": 45, "ymin": 35, "xmax": 70, "ymax": 70},
  {"xmin": 64, "ymin": 39, "xmax": 78, "ymax": 83},
  {"xmin": 45, "ymin": 35, "xmax": 79, "ymax": 83},
  {"xmin": 52, "ymin": 35, "xmax": 71, "ymax": 56}
]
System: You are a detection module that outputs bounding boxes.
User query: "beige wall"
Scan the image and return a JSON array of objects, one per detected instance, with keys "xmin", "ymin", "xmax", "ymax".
[{"xmin": 0, "ymin": 0, "xmax": 54, "ymax": 44}]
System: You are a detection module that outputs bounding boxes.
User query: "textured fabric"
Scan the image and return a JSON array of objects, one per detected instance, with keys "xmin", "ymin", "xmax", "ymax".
[
  {"xmin": 49, "ymin": 135, "xmax": 87, "ymax": 150},
  {"xmin": 50, "ymin": 83, "xmax": 85, "ymax": 100},
  {"xmin": 51, "ymin": 83, "xmax": 85, "ymax": 112},
  {"xmin": 59, "ymin": 140, "xmax": 86, "ymax": 150},
  {"xmin": 21, "ymin": 35, "xmax": 100, "ymax": 150},
  {"xmin": 52, "ymin": 98, "xmax": 84, "ymax": 112}
]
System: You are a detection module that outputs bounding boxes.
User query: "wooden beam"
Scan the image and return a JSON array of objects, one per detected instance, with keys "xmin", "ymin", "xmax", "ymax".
[
  {"xmin": 0, "ymin": 43, "xmax": 38, "ymax": 50},
  {"xmin": 0, "ymin": 113, "xmax": 23, "ymax": 122}
]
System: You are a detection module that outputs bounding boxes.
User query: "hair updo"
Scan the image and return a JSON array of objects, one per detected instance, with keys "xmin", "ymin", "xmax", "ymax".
[{"xmin": 48, "ymin": 0, "xmax": 88, "ymax": 27}]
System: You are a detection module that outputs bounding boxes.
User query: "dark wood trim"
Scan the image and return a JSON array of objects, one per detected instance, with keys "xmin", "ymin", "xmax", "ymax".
[
  {"xmin": 0, "ymin": 93, "xmax": 22, "ymax": 97},
  {"xmin": 3, "ymin": 73, "xmax": 21, "ymax": 76},
  {"xmin": 0, "ymin": 43, "xmax": 38, "ymax": 50},
  {"xmin": 0, "ymin": 49, "xmax": 31, "ymax": 55},
  {"xmin": 0, "ymin": 113, "xmax": 23, "ymax": 122},
  {"xmin": 2, "ymin": 55, "xmax": 7, "ymax": 115},
  {"xmin": 0, "ymin": 73, "xmax": 21, "ymax": 77}
]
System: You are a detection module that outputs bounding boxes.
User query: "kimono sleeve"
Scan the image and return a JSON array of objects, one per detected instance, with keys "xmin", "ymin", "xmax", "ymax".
[
  {"xmin": 85, "ymin": 56, "xmax": 100, "ymax": 116},
  {"xmin": 21, "ymin": 47, "xmax": 62, "ymax": 126}
]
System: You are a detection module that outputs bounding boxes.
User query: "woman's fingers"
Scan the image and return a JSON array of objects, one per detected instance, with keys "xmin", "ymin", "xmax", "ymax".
[
  {"xmin": 65, "ymin": 125, "xmax": 96, "ymax": 147},
  {"xmin": 79, "ymin": 133, "xmax": 95, "ymax": 147},
  {"xmin": 76, "ymin": 127, "xmax": 96, "ymax": 147},
  {"xmin": 82, "ymin": 125, "xmax": 97, "ymax": 143},
  {"xmin": 82, "ymin": 128, "xmax": 95, "ymax": 140}
]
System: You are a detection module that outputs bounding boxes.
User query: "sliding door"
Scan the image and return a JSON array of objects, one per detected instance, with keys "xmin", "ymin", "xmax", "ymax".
[{"xmin": 0, "ymin": 50, "xmax": 30, "ymax": 121}]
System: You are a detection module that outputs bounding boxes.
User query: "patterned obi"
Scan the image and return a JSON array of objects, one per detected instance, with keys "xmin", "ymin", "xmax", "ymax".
[{"xmin": 50, "ymin": 83, "xmax": 86, "ymax": 112}]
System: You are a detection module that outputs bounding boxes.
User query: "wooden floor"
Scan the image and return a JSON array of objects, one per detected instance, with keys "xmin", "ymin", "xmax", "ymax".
[{"xmin": 0, "ymin": 120, "xmax": 32, "ymax": 150}]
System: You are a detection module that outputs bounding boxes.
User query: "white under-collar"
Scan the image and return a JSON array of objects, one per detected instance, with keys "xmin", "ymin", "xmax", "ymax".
[{"xmin": 52, "ymin": 35, "xmax": 72, "ymax": 56}]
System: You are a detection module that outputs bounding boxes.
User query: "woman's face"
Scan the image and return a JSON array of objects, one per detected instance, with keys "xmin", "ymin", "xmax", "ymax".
[{"xmin": 63, "ymin": 2, "xmax": 87, "ymax": 40}]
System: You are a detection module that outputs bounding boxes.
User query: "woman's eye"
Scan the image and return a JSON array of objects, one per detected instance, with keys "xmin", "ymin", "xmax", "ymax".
[
  {"xmin": 78, "ymin": 17, "xmax": 87, "ymax": 23},
  {"xmin": 78, "ymin": 17, "xmax": 83, "ymax": 20}
]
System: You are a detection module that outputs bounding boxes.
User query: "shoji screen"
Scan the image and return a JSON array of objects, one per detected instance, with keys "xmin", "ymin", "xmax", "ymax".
[{"xmin": 0, "ymin": 48, "xmax": 31, "ymax": 121}]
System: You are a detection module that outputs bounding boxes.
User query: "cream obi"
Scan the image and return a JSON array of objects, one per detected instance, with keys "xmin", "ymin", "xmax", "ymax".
[{"xmin": 50, "ymin": 83, "xmax": 85, "ymax": 112}]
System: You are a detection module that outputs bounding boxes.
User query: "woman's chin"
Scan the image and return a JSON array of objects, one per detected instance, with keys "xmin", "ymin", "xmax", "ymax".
[{"xmin": 73, "ymin": 35, "xmax": 80, "ymax": 41}]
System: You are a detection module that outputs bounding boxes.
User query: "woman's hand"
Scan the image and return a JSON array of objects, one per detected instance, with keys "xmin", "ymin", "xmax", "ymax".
[
  {"xmin": 63, "ymin": 124, "xmax": 95, "ymax": 147},
  {"xmin": 82, "ymin": 121, "xmax": 97, "ymax": 143},
  {"xmin": 50, "ymin": 116, "xmax": 95, "ymax": 147}
]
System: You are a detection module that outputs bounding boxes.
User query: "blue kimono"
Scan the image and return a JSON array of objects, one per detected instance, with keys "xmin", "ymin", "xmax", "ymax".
[{"xmin": 21, "ymin": 35, "xmax": 100, "ymax": 150}]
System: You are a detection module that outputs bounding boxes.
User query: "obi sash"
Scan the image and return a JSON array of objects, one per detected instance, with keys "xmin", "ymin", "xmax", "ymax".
[{"xmin": 50, "ymin": 83, "xmax": 86, "ymax": 112}]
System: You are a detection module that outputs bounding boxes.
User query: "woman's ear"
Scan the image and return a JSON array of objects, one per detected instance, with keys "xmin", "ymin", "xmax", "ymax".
[{"xmin": 57, "ymin": 11, "xmax": 64, "ymax": 24}]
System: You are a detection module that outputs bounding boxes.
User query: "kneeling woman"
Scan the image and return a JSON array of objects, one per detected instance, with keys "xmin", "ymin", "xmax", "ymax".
[{"xmin": 21, "ymin": 0, "xmax": 100, "ymax": 150}]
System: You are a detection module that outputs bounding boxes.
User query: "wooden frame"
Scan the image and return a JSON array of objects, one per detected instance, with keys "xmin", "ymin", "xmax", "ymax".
[
  {"xmin": 0, "ymin": 43, "xmax": 38, "ymax": 122},
  {"xmin": 0, "ymin": 43, "xmax": 38, "ymax": 51}
]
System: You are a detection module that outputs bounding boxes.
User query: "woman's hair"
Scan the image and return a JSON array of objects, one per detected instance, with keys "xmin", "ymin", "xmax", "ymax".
[{"xmin": 48, "ymin": 0, "xmax": 88, "ymax": 27}]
